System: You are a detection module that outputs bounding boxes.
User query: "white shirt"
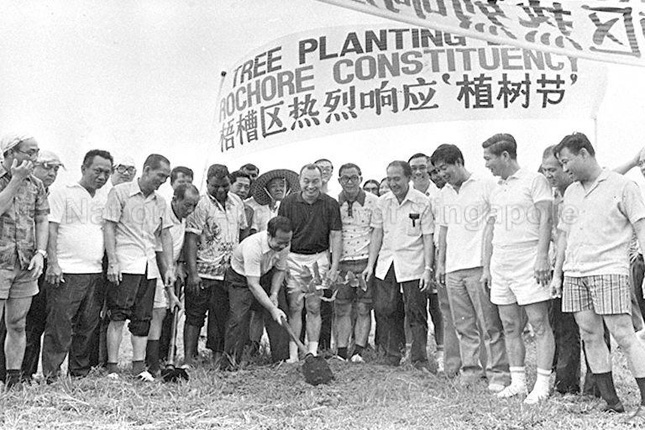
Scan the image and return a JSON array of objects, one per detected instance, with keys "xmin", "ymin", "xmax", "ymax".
[
  {"xmin": 439, "ymin": 174, "xmax": 496, "ymax": 273},
  {"xmin": 372, "ymin": 188, "xmax": 434, "ymax": 282},
  {"xmin": 246, "ymin": 197, "xmax": 279, "ymax": 232},
  {"xmin": 230, "ymin": 231, "xmax": 290, "ymax": 277},
  {"xmin": 338, "ymin": 190, "xmax": 378, "ymax": 262},
  {"xmin": 49, "ymin": 183, "xmax": 107, "ymax": 274},
  {"xmin": 489, "ymin": 168, "xmax": 553, "ymax": 247},
  {"xmin": 155, "ymin": 203, "xmax": 186, "ymax": 289}
]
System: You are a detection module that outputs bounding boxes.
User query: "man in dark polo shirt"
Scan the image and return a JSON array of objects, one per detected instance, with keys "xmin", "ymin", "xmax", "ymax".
[{"xmin": 278, "ymin": 164, "xmax": 342, "ymax": 362}]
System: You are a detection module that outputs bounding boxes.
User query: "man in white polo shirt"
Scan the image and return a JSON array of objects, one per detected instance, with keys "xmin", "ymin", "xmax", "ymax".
[
  {"xmin": 431, "ymin": 144, "xmax": 510, "ymax": 392},
  {"xmin": 222, "ymin": 216, "xmax": 292, "ymax": 368},
  {"xmin": 552, "ymin": 133, "xmax": 645, "ymax": 414},
  {"xmin": 41, "ymin": 150, "xmax": 113, "ymax": 380},
  {"xmin": 481, "ymin": 133, "xmax": 554, "ymax": 404},
  {"xmin": 364, "ymin": 160, "xmax": 435, "ymax": 372}
]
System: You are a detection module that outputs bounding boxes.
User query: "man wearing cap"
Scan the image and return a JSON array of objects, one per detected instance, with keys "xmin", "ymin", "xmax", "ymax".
[
  {"xmin": 103, "ymin": 154, "xmax": 176, "ymax": 381},
  {"xmin": 334, "ymin": 163, "xmax": 378, "ymax": 363},
  {"xmin": 40, "ymin": 150, "xmax": 113, "ymax": 381},
  {"xmin": 0, "ymin": 134, "xmax": 49, "ymax": 388},
  {"xmin": 279, "ymin": 164, "xmax": 341, "ymax": 362},
  {"xmin": 184, "ymin": 164, "xmax": 248, "ymax": 366},
  {"xmin": 222, "ymin": 216, "xmax": 292, "ymax": 368},
  {"xmin": 0, "ymin": 149, "xmax": 64, "ymax": 383}
]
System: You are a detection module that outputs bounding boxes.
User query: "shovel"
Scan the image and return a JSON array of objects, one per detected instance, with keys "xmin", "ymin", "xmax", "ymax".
[
  {"xmin": 280, "ymin": 316, "xmax": 333, "ymax": 386},
  {"xmin": 162, "ymin": 307, "xmax": 189, "ymax": 383}
]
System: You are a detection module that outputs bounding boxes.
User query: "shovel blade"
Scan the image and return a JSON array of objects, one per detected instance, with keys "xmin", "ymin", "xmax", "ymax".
[{"xmin": 161, "ymin": 365, "xmax": 190, "ymax": 383}]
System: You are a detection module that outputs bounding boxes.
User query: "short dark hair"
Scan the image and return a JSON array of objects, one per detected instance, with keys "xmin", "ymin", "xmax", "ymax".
[
  {"xmin": 387, "ymin": 160, "xmax": 412, "ymax": 178},
  {"xmin": 143, "ymin": 154, "xmax": 170, "ymax": 171},
  {"xmin": 173, "ymin": 183, "xmax": 200, "ymax": 201},
  {"xmin": 229, "ymin": 170, "xmax": 251, "ymax": 184},
  {"xmin": 299, "ymin": 163, "xmax": 322, "ymax": 176},
  {"xmin": 267, "ymin": 216, "xmax": 292, "ymax": 237},
  {"xmin": 240, "ymin": 163, "xmax": 258, "ymax": 172},
  {"xmin": 170, "ymin": 166, "xmax": 193, "ymax": 184},
  {"xmin": 542, "ymin": 145, "xmax": 556, "ymax": 159},
  {"xmin": 430, "ymin": 144, "xmax": 464, "ymax": 167},
  {"xmin": 207, "ymin": 164, "xmax": 229, "ymax": 180},
  {"xmin": 482, "ymin": 133, "xmax": 517, "ymax": 159},
  {"xmin": 314, "ymin": 158, "xmax": 333, "ymax": 166},
  {"xmin": 554, "ymin": 132, "xmax": 595, "ymax": 157},
  {"xmin": 407, "ymin": 153, "xmax": 429, "ymax": 163},
  {"xmin": 338, "ymin": 163, "xmax": 362, "ymax": 177},
  {"xmin": 82, "ymin": 150, "xmax": 113, "ymax": 169}
]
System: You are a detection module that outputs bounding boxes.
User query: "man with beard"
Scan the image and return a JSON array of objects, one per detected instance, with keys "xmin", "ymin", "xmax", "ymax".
[
  {"xmin": 41, "ymin": 150, "xmax": 114, "ymax": 381},
  {"xmin": 103, "ymin": 154, "xmax": 176, "ymax": 381}
]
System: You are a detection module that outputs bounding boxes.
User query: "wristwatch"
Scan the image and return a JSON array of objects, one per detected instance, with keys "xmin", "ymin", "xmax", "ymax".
[{"xmin": 36, "ymin": 249, "xmax": 47, "ymax": 259}]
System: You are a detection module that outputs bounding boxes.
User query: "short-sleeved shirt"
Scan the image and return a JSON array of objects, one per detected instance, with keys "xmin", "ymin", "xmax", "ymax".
[
  {"xmin": 103, "ymin": 180, "xmax": 171, "ymax": 278},
  {"xmin": 419, "ymin": 182, "xmax": 441, "ymax": 246},
  {"xmin": 489, "ymin": 168, "xmax": 553, "ymax": 247},
  {"xmin": 277, "ymin": 192, "xmax": 342, "ymax": 255},
  {"xmin": 560, "ymin": 169, "xmax": 645, "ymax": 277},
  {"xmin": 230, "ymin": 231, "xmax": 290, "ymax": 278},
  {"xmin": 185, "ymin": 192, "xmax": 247, "ymax": 280},
  {"xmin": 0, "ymin": 164, "xmax": 49, "ymax": 270},
  {"xmin": 338, "ymin": 189, "xmax": 377, "ymax": 262},
  {"xmin": 49, "ymin": 183, "xmax": 107, "ymax": 274},
  {"xmin": 372, "ymin": 188, "xmax": 434, "ymax": 282},
  {"xmin": 439, "ymin": 174, "xmax": 496, "ymax": 273},
  {"xmin": 155, "ymin": 203, "xmax": 186, "ymax": 289},
  {"xmin": 246, "ymin": 197, "xmax": 280, "ymax": 232}
]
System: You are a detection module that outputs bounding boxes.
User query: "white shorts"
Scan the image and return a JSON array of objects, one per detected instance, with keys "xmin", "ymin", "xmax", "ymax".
[
  {"xmin": 153, "ymin": 279, "xmax": 168, "ymax": 309},
  {"xmin": 490, "ymin": 244, "xmax": 551, "ymax": 306},
  {"xmin": 286, "ymin": 251, "xmax": 330, "ymax": 305}
]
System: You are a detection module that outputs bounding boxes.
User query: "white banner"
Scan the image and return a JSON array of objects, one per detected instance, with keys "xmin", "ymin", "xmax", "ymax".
[
  {"xmin": 217, "ymin": 25, "xmax": 607, "ymax": 155},
  {"xmin": 316, "ymin": 0, "xmax": 645, "ymax": 67}
]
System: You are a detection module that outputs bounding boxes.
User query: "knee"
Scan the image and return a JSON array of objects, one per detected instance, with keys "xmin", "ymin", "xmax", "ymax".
[
  {"xmin": 529, "ymin": 314, "xmax": 552, "ymax": 337},
  {"xmin": 6, "ymin": 316, "xmax": 27, "ymax": 333},
  {"xmin": 357, "ymin": 302, "xmax": 371, "ymax": 317},
  {"xmin": 305, "ymin": 298, "xmax": 321, "ymax": 315},
  {"xmin": 288, "ymin": 296, "xmax": 304, "ymax": 314},
  {"xmin": 334, "ymin": 302, "xmax": 352, "ymax": 318},
  {"xmin": 500, "ymin": 316, "xmax": 522, "ymax": 338}
]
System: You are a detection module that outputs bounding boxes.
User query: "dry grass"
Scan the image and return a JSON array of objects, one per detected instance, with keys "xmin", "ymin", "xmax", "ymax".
[{"xmin": 1, "ymin": 335, "xmax": 644, "ymax": 429}]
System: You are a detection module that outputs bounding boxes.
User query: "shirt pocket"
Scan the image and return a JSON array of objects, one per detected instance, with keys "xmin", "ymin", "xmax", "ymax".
[{"xmin": 406, "ymin": 213, "xmax": 422, "ymax": 236}]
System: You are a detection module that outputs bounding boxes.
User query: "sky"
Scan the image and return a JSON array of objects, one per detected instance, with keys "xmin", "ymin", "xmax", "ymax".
[{"xmin": 1, "ymin": 0, "xmax": 644, "ymax": 193}]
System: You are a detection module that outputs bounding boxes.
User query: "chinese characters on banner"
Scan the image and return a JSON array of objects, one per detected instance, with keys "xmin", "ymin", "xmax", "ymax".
[
  {"xmin": 217, "ymin": 26, "xmax": 607, "ymax": 155},
  {"xmin": 315, "ymin": 0, "xmax": 645, "ymax": 67}
]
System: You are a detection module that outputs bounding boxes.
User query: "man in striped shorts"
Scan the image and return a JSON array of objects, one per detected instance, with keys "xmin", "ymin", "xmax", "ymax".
[{"xmin": 552, "ymin": 133, "xmax": 645, "ymax": 415}]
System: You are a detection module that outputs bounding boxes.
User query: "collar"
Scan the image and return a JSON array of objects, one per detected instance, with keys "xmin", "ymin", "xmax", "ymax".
[
  {"xmin": 261, "ymin": 231, "xmax": 272, "ymax": 254},
  {"xmin": 384, "ymin": 187, "xmax": 415, "ymax": 205},
  {"xmin": 206, "ymin": 191, "xmax": 236, "ymax": 209},
  {"xmin": 296, "ymin": 191, "xmax": 322, "ymax": 204},
  {"xmin": 127, "ymin": 179, "xmax": 158, "ymax": 200},
  {"xmin": 582, "ymin": 169, "xmax": 610, "ymax": 196},
  {"xmin": 338, "ymin": 189, "xmax": 366, "ymax": 206},
  {"xmin": 169, "ymin": 202, "xmax": 182, "ymax": 225},
  {"xmin": 498, "ymin": 167, "xmax": 525, "ymax": 184}
]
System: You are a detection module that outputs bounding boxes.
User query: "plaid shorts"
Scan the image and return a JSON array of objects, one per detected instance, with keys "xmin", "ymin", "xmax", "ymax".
[{"xmin": 562, "ymin": 275, "xmax": 631, "ymax": 315}]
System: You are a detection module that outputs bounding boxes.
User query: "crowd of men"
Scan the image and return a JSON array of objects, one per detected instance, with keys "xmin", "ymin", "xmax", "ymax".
[{"xmin": 2, "ymin": 131, "xmax": 645, "ymax": 415}]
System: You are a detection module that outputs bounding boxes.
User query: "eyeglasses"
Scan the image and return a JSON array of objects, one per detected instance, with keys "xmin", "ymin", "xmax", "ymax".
[
  {"xmin": 15, "ymin": 148, "xmax": 40, "ymax": 157},
  {"xmin": 115, "ymin": 165, "xmax": 136, "ymax": 174},
  {"xmin": 339, "ymin": 175, "xmax": 360, "ymax": 184},
  {"xmin": 35, "ymin": 162, "xmax": 61, "ymax": 172}
]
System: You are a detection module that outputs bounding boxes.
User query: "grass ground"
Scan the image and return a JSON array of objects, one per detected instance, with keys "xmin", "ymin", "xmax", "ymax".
[{"xmin": 1, "ymin": 333, "xmax": 644, "ymax": 429}]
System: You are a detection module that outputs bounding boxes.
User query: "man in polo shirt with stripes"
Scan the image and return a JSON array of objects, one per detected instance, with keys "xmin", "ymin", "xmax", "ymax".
[
  {"xmin": 103, "ymin": 154, "xmax": 176, "ymax": 381},
  {"xmin": 278, "ymin": 164, "xmax": 342, "ymax": 362},
  {"xmin": 481, "ymin": 133, "xmax": 555, "ymax": 404},
  {"xmin": 552, "ymin": 133, "xmax": 645, "ymax": 415},
  {"xmin": 431, "ymin": 144, "xmax": 510, "ymax": 391},
  {"xmin": 41, "ymin": 150, "xmax": 113, "ymax": 381},
  {"xmin": 364, "ymin": 160, "xmax": 435, "ymax": 372}
]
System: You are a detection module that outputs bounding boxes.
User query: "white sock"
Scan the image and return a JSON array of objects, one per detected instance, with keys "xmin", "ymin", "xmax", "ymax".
[
  {"xmin": 308, "ymin": 341, "xmax": 319, "ymax": 356},
  {"xmin": 533, "ymin": 368, "xmax": 551, "ymax": 392},
  {"xmin": 510, "ymin": 366, "xmax": 526, "ymax": 387},
  {"xmin": 289, "ymin": 341, "xmax": 299, "ymax": 361}
]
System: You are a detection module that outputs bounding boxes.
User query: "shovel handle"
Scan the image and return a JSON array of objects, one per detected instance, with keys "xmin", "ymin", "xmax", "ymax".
[{"xmin": 280, "ymin": 316, "xmax": 309, "ymax": 356}]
